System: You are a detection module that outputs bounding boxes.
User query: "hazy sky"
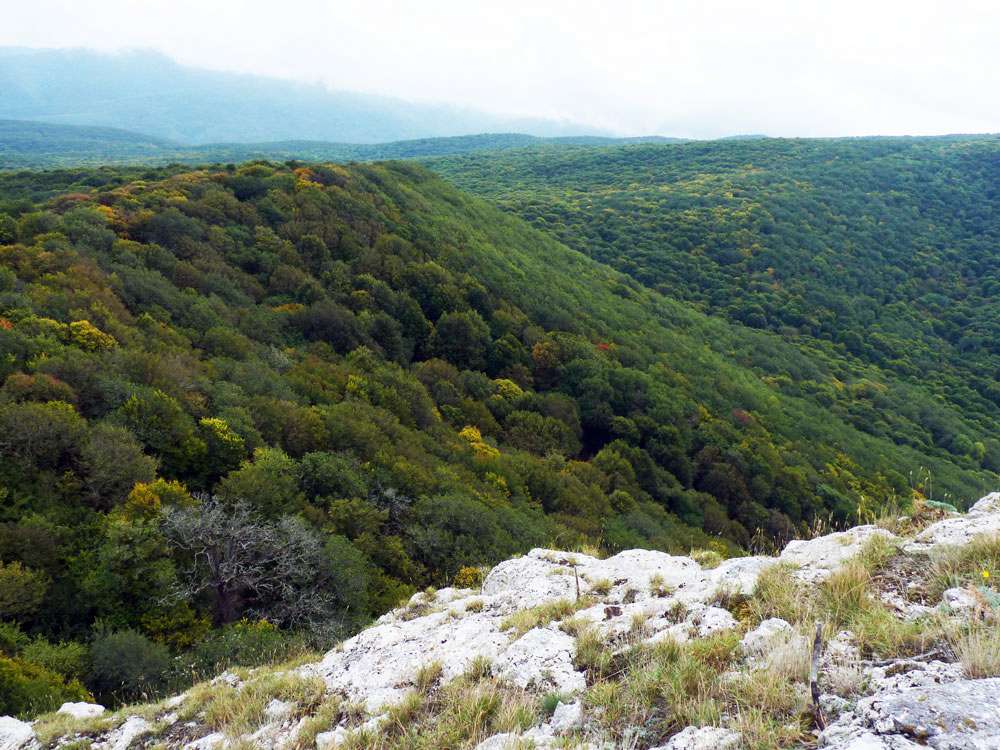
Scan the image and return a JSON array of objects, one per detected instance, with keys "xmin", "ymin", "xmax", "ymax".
[{"xmin": 4, "ymin": 0, "xmax": 999, "ymax": 138}]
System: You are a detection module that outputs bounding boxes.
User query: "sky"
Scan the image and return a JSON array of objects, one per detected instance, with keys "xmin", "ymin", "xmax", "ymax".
[{"xmin": 3, "ymin": 0, "xmax": 999, "ymax": 138}]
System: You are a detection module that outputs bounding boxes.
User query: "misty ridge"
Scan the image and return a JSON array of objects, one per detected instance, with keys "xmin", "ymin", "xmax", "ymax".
[{"xmin": 0, "ymin": 47, "xmax": 604, "ymax": 144}]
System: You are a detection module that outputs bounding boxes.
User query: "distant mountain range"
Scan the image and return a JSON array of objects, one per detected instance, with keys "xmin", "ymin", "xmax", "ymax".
[
  {"xmin": 0, "ymin": 47, "xmax": 608, "ymax": 145},
  {"xmin": 0, "ymin": 118, "xmax": 683, "ymax": 169}
]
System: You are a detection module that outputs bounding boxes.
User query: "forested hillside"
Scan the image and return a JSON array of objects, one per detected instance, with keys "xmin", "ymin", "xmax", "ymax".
[
  {"xmin": 431, "ymin": 136, "xmax": 1000, "ymax": 473},
  {"xmin": 0, "ymin": 160, "xmax": 991, "ymax": 713}
]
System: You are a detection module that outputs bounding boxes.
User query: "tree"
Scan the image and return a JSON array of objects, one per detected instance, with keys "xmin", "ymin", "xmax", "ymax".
[
  {"xmin": 79, "ymin": 423, "xmax": 157, "ymax": 509},
  {"xmin": 0, "ymin": 213, "xmax": 16, "ymax": 245},
  {"xmin": 505, "ymin": 410, "xmax": 580, "ymax": 456},
  {"xmin": 430, "ymin": 310, "xmax": 491, "ymax": 371},
  {"xmin": 0, "ymin": 401, "xmax": 85, "ymax": 470},
  {"xmin": 216, "ymin": 447, "xmax": 303, "ymax": 518},
  {"xmin": 162, "ymin": 500, "xmax": 346, "ymax": 630}
]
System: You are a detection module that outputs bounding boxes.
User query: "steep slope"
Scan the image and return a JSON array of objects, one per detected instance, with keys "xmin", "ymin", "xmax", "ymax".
[
  {"xmin": 9, "ymin": 494, "xmax": 1000, "ymax": 749},
  {"xmin": 430, "ymin": 136, "xmax": 1000, "ymax": 476},
  {"xmin": 0, "ymin": 162, "xmax": 991, "ymax": 715},
  {"xmin": 0, "ymin": 48, "xmax": 601, "ymax": 144}
]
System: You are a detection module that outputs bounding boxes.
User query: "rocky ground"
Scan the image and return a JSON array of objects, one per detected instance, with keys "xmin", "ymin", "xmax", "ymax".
[{"xmin": 3, "ymin": 494, "xmax": 999, "ymax": 750}]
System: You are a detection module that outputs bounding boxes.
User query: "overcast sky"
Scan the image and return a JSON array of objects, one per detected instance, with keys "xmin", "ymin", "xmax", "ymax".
[{"xmin": 4, "ymin": 0, "xmax": 999, "ymax": 138}]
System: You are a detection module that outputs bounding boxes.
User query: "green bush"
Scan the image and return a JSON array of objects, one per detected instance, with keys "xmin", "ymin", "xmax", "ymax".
[
  {"xmin": 184, "ymin": 620, "xmax": 304, "ymax": 679},
  {"xmin": 0, "ymin": 655, "xmax": 91, "ymax": 718},
  {"xmin": 20, "ymin": 639, "xmax": 88, "ymax": 680},
  {"xmin": 88, "ymin": 630, "xmax": 171, "ymax": 702}
]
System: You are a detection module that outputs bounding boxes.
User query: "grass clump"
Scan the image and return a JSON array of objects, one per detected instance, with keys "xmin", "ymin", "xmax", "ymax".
[
  {"xmin": 588, "ymin": 578, "xmax": 612, "ymax": 596},
  {"xmin": 929, "ymin": 534, "xmax": 1000, "ymax": 599},
  {"xmin": 354, "ymin": 668, "xmax": 538, "ymax": 749},
  {"xmin": 290, "ymin": 694, "xmax": 343, "ymax": 750},
  {"xmin": 31, "ymin": 712, "xmax": 118, "ymax": 748},
  {"xmin": 583, "ymin": 630, "xmax": 808, "ymax": 748},
  {"xmin": 690, "ymin": 549, "xmax": 724, "ymax": 569},
  {"xmin": 501, "ymin": 598, "xmax": 590, "ymax": 638},
  {"xmin": 951, "ymin": 623, "xmax": 1000, "ymax": 678},
  {"xmin": 180, "ymin": 669, "xmax": 325, "ymax": 739},
  {"xmin": 648, "ymin": 573, "xmax": 672, "ymax": 597},
  {"xmin": 413, "ymin": 661, "xmax": 444, "ymax": 692}
]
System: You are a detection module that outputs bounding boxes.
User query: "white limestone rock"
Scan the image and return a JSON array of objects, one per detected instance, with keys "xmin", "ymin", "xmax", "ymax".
[
  {"xmin": 475, "ymin": 733, "xmax": 522, "ymax": 750},
  {"xmin": 494, "ymin": 626, "xmax": 586, "ymax": 694},
  {"xmin": 549, "ymin": 700, "xmax": 584, "ymax": 734},
  {"xmin": 740, "ymin": 618, "xmax": 793, "ymax": 656},
  {"xmin": 56, "ymin": 702, "xmax": 106, "ymax": 720},
  {"xmin": 707, "ymin": 556, "xmax": 776, "ymax": 596},
  {"xmin": 687, "ymin": 605, "xmax": 737, "ymax": 638},
  {"xmin": 0, "ymin": 717, "xmax": 35, "ymax": 750},
  {"xmin": 482, "ymin": 549, "xmax": 591, "ymax": 606},
  {"xmin": 315, "ymin": 726, "xmax": 350, "ymax": 749},
  {"xmin": 264, "ymin": 698, "xmax": 292, "ymax": 722},
  {"xmin": 97, "ymin": 716, "xmax": 149, "ymax": 750},
  {"xmin": 969, "ymin": 492, "xmax": 1000, "ymax": 515},
  {"xmin": 182, "ymin": 732, "xmax": 225, "ymax": 750},
  {"xmin": 868, "ymin": 677, "xmax": 1000, "ymax": 747},
  {"xmin": 781, "ymin": 526, "xmax": 895, "ymax": 581},
  {"xmin": 940, "ymin": 587, "xmax": 979, "ymax": 615},
  {"xmin": 307, "ymin": 607, "xmax": 509, "ymax": 712},
  {"xmin": 905, "ymin": 492, "xmax": 1000, "ymax": 552},
  {"xmin": 656, "ymin": 725, "xmax": 741, "ymax": 749}
]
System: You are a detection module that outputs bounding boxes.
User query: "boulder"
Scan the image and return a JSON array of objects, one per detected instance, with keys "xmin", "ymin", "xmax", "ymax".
[
  {"xmin": 940, "ymin": 587, "xmax": 979, "ymax": 615},
  {"xmin": 969, "ymin": 492, "xmax": 1000, "ymax": 515},
  {"xmin": 0, "ymin": 717, "xmax": 35, "ymax": 750},
  {"xmin": 103, "ymin": 716, "xmax": 149, "ymax": 750},
  {"xmin": 315, "ymin": 727, "xmax": 349, "ymax": 750},
  {"xmin": 494, "ymin": 626, "xmax": 586, "ymax": 694},
  {"xmin": 182, "ymin": 732, "xmax": 225, "ymax": 750},
  {"xmin": 740, "ymin": 617, "xmax": 794, "ymax": 656},
  {"xmin": 866, "ymin": 677, "xmax": 1000, "ymax": 747},
  {"xmin": 57, "ymin": 701, "xmax": 105, "ymax": 720},
  {"xmin": 906, "ymin": 493, "xmax": 1000, "ymax": 552},
  {"xmin": 781, "ymin": 526, "xmax": 894, "ymax": 581},
  {"xmin": 688, "ymin": 606, "xmax": 738, "ymax": 638},
  {"xmin": 549, "ymin": 700, "xmax": 584, "ymax": 734}
]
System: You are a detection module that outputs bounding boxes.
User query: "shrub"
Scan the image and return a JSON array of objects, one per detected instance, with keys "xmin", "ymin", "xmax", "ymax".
[
  {"xmin": 0, "ymin": 561, "xmax": 49, "ymax": 621},
  {"xmin": 0, "ymin": 655, "xmax": 92, "ymax": 718},
  {"xmin": 19, "ymin": 639, "xmax": 88, "ymax": 680},
  {"xmin": 88, "ymin": 629, "xmax": 171, "ymax": 702}
]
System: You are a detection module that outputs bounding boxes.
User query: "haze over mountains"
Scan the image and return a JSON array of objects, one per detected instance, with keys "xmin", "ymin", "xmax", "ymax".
[{"xmin": 0, "ymin": 47, "xmax": 606, "ymax": 145}]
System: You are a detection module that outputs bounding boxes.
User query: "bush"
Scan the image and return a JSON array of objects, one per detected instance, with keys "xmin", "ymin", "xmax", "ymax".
[
  {"xmin": 184, "ymin": 620, "xmax": 304, "ymax": 679},
  {"xmin": 88, "ymin": 629, "xmax": 171, "ymax": 702},
  {"xmin": 0, "ymin": 561, "xmax": 49, "ymax": 621},
  {"xmin": 20, "ymin": 639, "xmax": 88, "ymax": 680},
  {"xmin": 0, "ymin": 655, "xmax": 91, "ymax": 718}
]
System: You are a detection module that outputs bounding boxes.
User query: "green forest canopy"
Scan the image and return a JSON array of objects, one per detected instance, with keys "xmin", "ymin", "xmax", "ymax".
[{"xmin": 431, "ymin": 136, "xmax": 1000, "ymax": 473}]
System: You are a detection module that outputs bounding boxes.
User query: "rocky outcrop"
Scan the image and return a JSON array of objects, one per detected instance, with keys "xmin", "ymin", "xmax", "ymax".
[
  {"xmin": 0, "ymin": 717, "xmax": 34, "ymax": 750},
  {"xmin": 6, "ymin": 493, "xmax": 999, "ymax": 750},
  {"xmin": 820, "ymin": 668, "xmax": 1000, "ymax": 749}
]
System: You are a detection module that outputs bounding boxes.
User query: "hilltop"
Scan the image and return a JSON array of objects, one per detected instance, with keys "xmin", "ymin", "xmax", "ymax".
[{"xmin": 5, "ymin": 493, "xmax": 999, "ymax": 748}]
